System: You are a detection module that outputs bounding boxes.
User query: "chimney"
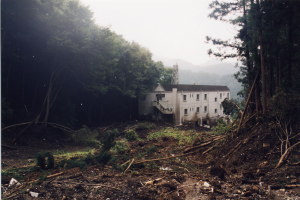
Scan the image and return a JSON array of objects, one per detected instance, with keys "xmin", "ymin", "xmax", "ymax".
[{"xmin": 171, "ymin": 64, "xmax": 179, "ymax": 85}]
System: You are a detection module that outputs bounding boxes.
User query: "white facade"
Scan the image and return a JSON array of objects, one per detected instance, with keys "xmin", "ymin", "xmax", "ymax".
[{"xmin": 139, "ymin": 84, "xmax": 230, "ymax": 125}]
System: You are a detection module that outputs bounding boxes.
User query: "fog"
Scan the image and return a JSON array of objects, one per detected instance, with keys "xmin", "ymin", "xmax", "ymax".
[{"xmin": 80, "ymin": 0, "xmax": 237, "ymax": 69}]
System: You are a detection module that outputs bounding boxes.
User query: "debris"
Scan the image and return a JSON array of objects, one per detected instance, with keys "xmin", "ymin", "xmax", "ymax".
[
  {"xmin": 159, "ymin": 166, "xmax": 172, "ymax": 171},
  {"xmin": 29, "ymin": 191, "xmax": 39, "ymax": 198},
  {"xmin": 203, "ymin": 181, "xmax": 211, "ymax": 187},
  {"xmin": 144, "ymin": 178, "xmax": 163, "ymax": 185},
  {"xmin": 9, "ymin": 178, "xmax": 21, "ymax": 187}
]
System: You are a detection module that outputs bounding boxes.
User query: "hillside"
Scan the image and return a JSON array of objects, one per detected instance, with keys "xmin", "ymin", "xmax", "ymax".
[{"xmin": 154, "ymin": 57, "xmax": 242, "ymax": 99}]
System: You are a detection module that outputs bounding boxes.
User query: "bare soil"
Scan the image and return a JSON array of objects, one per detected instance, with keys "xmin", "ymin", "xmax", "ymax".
[{"xmin": 2, "ymin": 123, "xmax": 299, "ymax": 200}]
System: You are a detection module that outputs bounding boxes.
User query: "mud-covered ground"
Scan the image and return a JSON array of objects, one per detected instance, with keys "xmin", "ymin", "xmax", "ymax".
[{"xmin": 2, "ymin": 123, "xmax": 300, "ymax": 199}]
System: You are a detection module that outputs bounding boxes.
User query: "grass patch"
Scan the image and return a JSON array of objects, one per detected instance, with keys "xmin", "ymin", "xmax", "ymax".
[
  {"xmin": 135, "ymin": 122, "xmax": 156, "ymax": 131},
  {"xmin": 70, "ymin": 126, "xmax": 101, "ymax": 147},
  {"xmin": 2, "ymin": 166, "xmax": 38, "ymax": 181},
  {"xmin": 147, "ymin": 127, "xmax": 198, "ymax": 145},
  {"xmin": 53, "ymin": 148, "xmax": 97, "ymax": 162},
  {"xmin": 59, "ymin": 159, "xmax": 87, "ymax": 169}
]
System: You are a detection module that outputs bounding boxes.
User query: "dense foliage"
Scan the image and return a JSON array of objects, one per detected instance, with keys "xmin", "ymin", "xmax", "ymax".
[
  {"xmin": 208, "ymin": 0, "xmax": 300, "ymax": 125},
  {"xmin": 1, "ymin": 0, "xmax": 171, "ymax": 127}
]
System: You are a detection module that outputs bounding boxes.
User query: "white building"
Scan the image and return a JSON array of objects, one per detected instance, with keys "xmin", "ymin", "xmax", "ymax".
[{"xmin": 138, "ymin": 84, "xmax": 230, "ymax": 126}]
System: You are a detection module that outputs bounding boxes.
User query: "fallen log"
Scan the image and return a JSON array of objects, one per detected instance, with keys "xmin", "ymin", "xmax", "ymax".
[
  {"xmin": 134, "ymin": 151, "xmax": 195, "ymax": 165},
  {"xmin": 52, "ymin": 181, "xmax": 121, "ymax": 191}
]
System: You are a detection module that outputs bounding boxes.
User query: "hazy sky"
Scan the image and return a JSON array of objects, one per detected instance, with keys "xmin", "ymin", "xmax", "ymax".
[{"xmin": 80, "ymin": 0, "xmax": 236, "ymax": 66}]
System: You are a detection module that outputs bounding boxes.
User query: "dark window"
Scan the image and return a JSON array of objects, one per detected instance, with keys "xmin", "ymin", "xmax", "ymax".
[
  {"xmin": 220, "ymin": 93, "xmax": 222, "ymax": 99},
  {"xmin": 220, "ymin": 104, "xmax": 222, "ymax": 109},
  {"xmin": 196, "ymin": 94, "xmax": 199, "ymax": 101},
  {"xmin": 215, "ymin": 109, "xmax": 217, "ymax": 113},
  {"xmin": 197, "ymin": 107, "xmax": 200, "ymax": 112},
  {"xmin": 215, "ymin": 97, "xmax": 217, "ymax": 102},
  {"xmin": 156, "ymin": 93, "xmax": 165, "ymax": 101},
  {"xmin": 204, "ymin": 106, "xmax": 207, "ymax": 113},
  {"xmin": 184, "ymin": 109, "xmax": 188, "ymax": 115},
  {"xmin": 183, "ymin": 95, "xmax": 186, "ymax": 101},
  {"xmin": 204, "ymin": 94, "xmax": 207, "ymax": 100}
]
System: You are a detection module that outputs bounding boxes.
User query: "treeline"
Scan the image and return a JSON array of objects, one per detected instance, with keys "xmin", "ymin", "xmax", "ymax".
[
  {"xmin": 208, "ymin": 0, "xmax": 300, "ymax": 125},
  {"xmin": 2, "ymin": 0, "xmax": 170, "ymax": 128}
]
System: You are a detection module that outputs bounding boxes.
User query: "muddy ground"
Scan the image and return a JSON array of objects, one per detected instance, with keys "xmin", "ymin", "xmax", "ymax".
[{"xmin": 2, "ymin": 123, "xmax": 300, "ymax": 199}]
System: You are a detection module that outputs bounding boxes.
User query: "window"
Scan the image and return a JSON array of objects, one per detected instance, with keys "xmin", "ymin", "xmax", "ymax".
[
  {"xmin": 204, "ymin": 106, "xmax": 207, "ymax": 113},
  {"xmin": 196, "ymin": 94, "xmax": 199, "ymax": 101},
  {"xmin": 220, "ymin": 93, "xmax": 222, "ymax": 99},
  {"xmin": 227, "ymin": 93, "xmax": 229, "ymax": 98},
  {"xmin": 184, "ymin": 109, "xmax": 188, "ymax": 115},
  {"xmin": 215, "ymin": 109, "xmax": 217, "ymax": 113},
  {"xmin": 183, "ymin": 95, "xmax": 186, "ymax": 101},
  {"xmin": 197, "ymin": 107, "xmax": 200, "ymax": 113},
  {"xmin": 204, "ymin": 94, "xmax": 207, "ymax": 100},
  {"xmin": 220, "ymin": 104, "xmax": 222, "ymax": 110},
  {"xmin": 215, "ymin": 97, "xmax": 217, "ymax": 102}
]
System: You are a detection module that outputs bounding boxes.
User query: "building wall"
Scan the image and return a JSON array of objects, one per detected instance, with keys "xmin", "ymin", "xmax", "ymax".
[
  {"xmin": 138, "ymin": 86, "xmax": 230, "ymax": 125},
  {"xmin": 177, "ymin": 91, "xmax": 229, "ymax": 123}
]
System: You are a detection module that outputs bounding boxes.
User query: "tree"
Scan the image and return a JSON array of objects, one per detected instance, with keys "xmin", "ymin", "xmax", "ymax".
[
  {"xmin": 208, "ymin": 0, "xmax": 300, "ymax": 124},
  {"xmin": 1, "ymin": 0, "xmax": 164, "ymax": 129}
]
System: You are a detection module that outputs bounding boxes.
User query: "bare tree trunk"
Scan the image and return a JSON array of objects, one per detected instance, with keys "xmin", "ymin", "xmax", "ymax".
[{"xmin": 257, "ymin": 0, "xmax": 268, "ymax": 113}]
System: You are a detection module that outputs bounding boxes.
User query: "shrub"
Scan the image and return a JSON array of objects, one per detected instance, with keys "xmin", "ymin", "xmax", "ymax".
[
  {"xmin": 124, "ymin": 129, "xmax": 139, "ymax": 141},
  {"xmin": 212, "ymin": 120, "xmax": 231, "ymax": 134},
  {"xmin": 36, "ymin": 152, "xmax": 55, "ymax": 169},
  {"xmin": 100, "ymin": 129, "xmax": 120, "ymax": 151},
  {"xmin": 110, "ymin": 139, "xmax": 130, "ymax": 154}
]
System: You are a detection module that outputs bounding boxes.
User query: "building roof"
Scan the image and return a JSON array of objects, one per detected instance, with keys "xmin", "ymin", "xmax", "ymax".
[{"xmin": 161, "ymin": 84, "xmax": 230, "ymax": 92}]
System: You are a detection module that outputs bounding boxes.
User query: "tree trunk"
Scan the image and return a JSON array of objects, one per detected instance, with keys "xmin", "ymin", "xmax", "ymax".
[{"xmin": 256, "ymin": 0, "xmax": 268, "ymax": 113}]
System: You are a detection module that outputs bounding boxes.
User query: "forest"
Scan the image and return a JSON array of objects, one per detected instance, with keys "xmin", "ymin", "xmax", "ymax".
[
  {"xmin": 2, "ymin": 0, "xmax": 171, "ymax": 129},
  {"xmin": 2, "ymin": 0, "xmax": 300, "ymax": 199}
]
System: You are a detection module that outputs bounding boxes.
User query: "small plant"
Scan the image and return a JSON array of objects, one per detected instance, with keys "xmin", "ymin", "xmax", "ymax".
[
  {"xmin": 124, "ymin": 129, "xmax": 139, "ymax": 141},
  {"xmin": 110, "ymin": 139, "xmax": 130, "ymax": 154},
  {"xmin": 100, "ymin": 129, "xmax": 119, "ymax": 151},
  {"xmin": 36, "ymin": 152, "xmax": 55, "ymax": 169},
  {"xmin": 212, "ymin": 120, "xmax": 231, "ymax": 134}
]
